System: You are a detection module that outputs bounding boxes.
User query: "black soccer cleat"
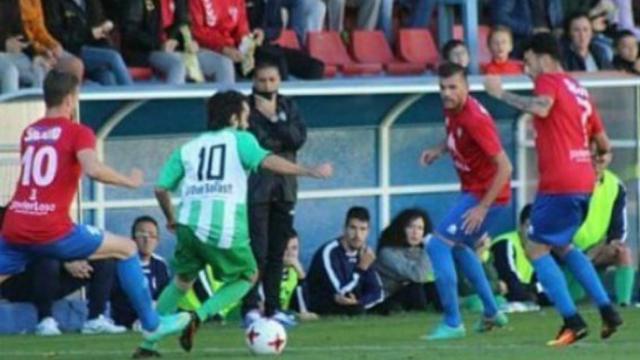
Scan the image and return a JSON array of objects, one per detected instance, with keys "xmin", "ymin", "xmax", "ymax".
[
  {"xmin": 600, "ymin": 305, "xmax": 623, "ymax": 339},
  {"xmin": 179, "ymin": 312, "xmax": 201, "ymax": 352},
  {"xmin": 131, "ymin": 347, "xmax": 162, "ymax": 358},
  {"xmin": 547, "ymin": 314, "xmax": 588, "ymax": 347}
]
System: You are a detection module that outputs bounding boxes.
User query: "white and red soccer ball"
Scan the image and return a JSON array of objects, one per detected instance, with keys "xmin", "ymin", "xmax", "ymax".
[{"xmin": 245, "ymin": 318, "xmax": 288, "ymax": 355}]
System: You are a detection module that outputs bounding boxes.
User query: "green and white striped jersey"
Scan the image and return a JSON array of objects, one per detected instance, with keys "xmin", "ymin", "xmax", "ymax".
[{"xmin": 157, "ymin": 129, "xmax": 269, "ymax": 248}]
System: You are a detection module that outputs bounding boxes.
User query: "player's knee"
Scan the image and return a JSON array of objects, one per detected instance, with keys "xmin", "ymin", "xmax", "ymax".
[{"xmin": 118, "ymin": 239, "xmax": 138, "ymax": 259}]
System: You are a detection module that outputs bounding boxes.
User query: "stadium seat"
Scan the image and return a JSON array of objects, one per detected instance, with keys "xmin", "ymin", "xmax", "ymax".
[
  {"xmin": 453, "ymin": 25, "xmax": 492, "ymax": 64},
  {"xmin": 397, "ymin": 29, "xmax": 439, "ymax": 70},
  {"xmin": 350, "ymin": 31, "xmax": 426, "ymax": 75},
  {"xmin": 128, "ymin": 67, "xmax": 154, "ymax": 81},
  {"xmin": 273, "ymin": 30, "xmax": 301, "ymax": 50},
  {"xmin": 307, "ymin": 31, "xmax": 382, "ymax": 77}
]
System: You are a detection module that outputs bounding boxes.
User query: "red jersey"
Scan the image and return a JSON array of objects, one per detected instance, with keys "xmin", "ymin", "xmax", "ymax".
[
  {"xmin": 444, "ymin": 96, "xmax": 511, "ymax": 204},
  {"xmin": 189, "ymin": 0, "xmax": 249, "ymax": 52},
  {"xmin": 1, "ymin": 117, "xmax": 96, "ymax": 244},
  {"xmin": 533, "ymin": 73, "xmax": 604, "ymax": 193},
  {"xmin": 481, "ymin": 59, "xmax": 524, "ymax": 75}
]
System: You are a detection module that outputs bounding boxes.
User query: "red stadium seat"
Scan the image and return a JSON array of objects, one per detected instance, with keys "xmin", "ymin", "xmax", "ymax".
[
  {"xmin": 397, "ymin": 29, "xmax": 439, "ymax": 70},
  {"xmin": 350, "ymin": 31, "xmax": 426, "ymax": 75},
  {"xmin": 307, "ymin": 31, "xmax": 382, "ymax": 77},
  {"xmin": 273, "ymin": 30, "xmax": 301, "ymax": 50},
  {"xmin": 128, "ymin": 67, "xmax": 153, "ymax": 81},
  {"xmin": 454, "ymin": 25, "xmax": 491, "ymax": 64}
]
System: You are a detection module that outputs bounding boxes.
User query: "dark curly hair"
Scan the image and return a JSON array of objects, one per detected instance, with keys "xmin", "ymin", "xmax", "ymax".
[{"xmin": 377, "ymin": 208, "xmax": 432, "ymax": 252}]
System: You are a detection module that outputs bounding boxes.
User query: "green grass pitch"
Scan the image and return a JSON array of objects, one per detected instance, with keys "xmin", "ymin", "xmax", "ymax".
[{"xmin": 1, "ymin": 307, "xmax": 638, "ymax": 359}]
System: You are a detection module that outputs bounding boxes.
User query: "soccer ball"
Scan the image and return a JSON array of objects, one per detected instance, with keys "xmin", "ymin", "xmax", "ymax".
[{"xmin": 245, "ymin": 318, "xmax": 288, "ymax": 355}]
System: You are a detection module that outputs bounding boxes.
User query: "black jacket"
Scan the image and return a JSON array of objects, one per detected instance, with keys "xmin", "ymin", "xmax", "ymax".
[
  {"xmin": 120, "ymin": 0, "xmax": 188, "ymax": 66},
  {"xmin": 562, "ymin": 39, "xmax": 613, "ymax": 72},
  {"xmin": 248, "ymin": 93, "xmax": 307, "ymax": 203},
  {"xmin": 43, "ymin": 0, "xmax": 108, "ymax": 55}
]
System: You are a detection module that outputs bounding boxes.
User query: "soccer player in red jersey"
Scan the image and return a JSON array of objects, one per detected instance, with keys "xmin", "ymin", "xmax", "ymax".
[
  {"xmin": 419, "ymin": 62, "xmax": 512, "ymax": 340},
  {"xmin": 0, "ymin": 70, "xmax": 189, "ymax": 356},
  {"xmin": 484, "ymin": 32, "xmax": 622, "ymax": 346}
]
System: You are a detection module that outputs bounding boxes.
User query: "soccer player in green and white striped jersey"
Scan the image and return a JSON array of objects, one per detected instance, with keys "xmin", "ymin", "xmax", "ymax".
[{"xmin": 133, "ymin": 91, "xmax": 332, "ymax": 357}]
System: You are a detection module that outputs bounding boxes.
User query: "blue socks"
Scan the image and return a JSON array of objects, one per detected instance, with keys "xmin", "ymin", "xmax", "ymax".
[
  {"xmin": 563, "ymin": 248, "xmax": 611, "ymax": 307},
  {"xmin": 426, "ymin": 236, "xmax": 461, "ymax": 328},
  {"xmin": 117, "ymin": 254, "xmax": 159, "ymax": 331},
  {"xmin": 532, "ymin": 254, "xmax": 577, "ymax": 318},
  {"xmin": 453, "ymin": 246, "xmax": 499, "ymax": 318}
]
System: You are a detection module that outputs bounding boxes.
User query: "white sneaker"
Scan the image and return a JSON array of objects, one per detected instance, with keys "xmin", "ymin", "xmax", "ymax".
[
  {"xmin": 35, "ymin": 317, "xmax": 62, "ymax": 336},
  {"xmin": 243, "ymin": 309, "xmax": 262, "ymax": 328},
  {"xmin": 82, "ymin": 315, "xmax": 127, "ymax": 334}
]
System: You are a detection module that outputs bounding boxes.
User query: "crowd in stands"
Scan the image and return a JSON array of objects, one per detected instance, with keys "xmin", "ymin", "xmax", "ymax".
[{"xmin": 5, "ymin": 0, "xmax": 640, "ymax": 95}]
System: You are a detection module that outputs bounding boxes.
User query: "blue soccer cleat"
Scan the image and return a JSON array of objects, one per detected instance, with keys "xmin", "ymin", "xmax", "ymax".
[
  {"xmin": 142, "ymin": 312, "xmax": 191, "ymax": 343},
  {"xmin": 422, "ymin": 323, "xmax": 466, "ymax": 340}
]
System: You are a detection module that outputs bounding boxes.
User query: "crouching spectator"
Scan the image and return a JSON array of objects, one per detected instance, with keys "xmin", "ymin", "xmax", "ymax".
[
  {"xmin": 373, "ymin": 208, "xmax": 437, "ymax": 314},
  {"xmin": 281, "ymin": 230, "xmax": 318, "ymax": 320},
  {"xmin": 111, "ymin": 216, "xmax": 170, "ymax": 329},
  {"xmin": 304, "ymin": 207, "xmax": 384, "ymax": 315},
  {"xmin": 481, "ymin": 26, "xmax": 524, "ymax": 75}
]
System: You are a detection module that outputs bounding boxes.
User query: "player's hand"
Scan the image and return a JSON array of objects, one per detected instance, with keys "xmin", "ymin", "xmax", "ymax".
[
  {"xmin": 462, "ymin": 205, "xmax": 488, "ymax": 235},
  {"xmin": 334, "ymin": 293, "xmax": 358, "ymax": 306},
  {"xmin": 127, "ymin": 168, "xmax": 144, "ymax": 188},
  {"xmin": 166, "ymin": 219, "xmax": 177, "ymax": 233},
  {"xmin": 357, "ymin": 246, "xmax": 376, "ymax": 270},
  {"xmin": 309, "ymin": 163, "xmax": 333, "ymax": 179},
  {"xmin": 420, "ymin": 148, "xmax": 443, "ymax": 166},
  {"xmin": 64, "ymin": 260, "xmax": 93, "ymax": 279},
  {"xmin": 484, "ymin": 75, "xmax": 504, "ymax": 99}
]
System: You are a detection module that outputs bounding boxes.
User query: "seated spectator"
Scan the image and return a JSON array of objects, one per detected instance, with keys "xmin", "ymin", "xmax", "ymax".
[
  {"xmin": 19, "ymin": 0, "xmax": 84, "ymax": 82},
  {"xmin": 0, "ymin": 0, "xmax": 48, "ymax": 94},
  {"xmin": 325, "ymin": 0, "xmax": 382, "ymax": 33},
  {"xmin": 121, "ymin": 0, "xmax": 235, "ymax": 85},
  {"xmin": 304, "ymin": 206, "xmax": 384, "ymax": 316},
  {"xmin": 247, "ymin": 0, "xmax": 326, "ymax": 45},
  {"xmin": 111, "ymin": 216, "xmax": 170, "ymax": 329},
  {"xmin": 442, "ymin": 39, "xmax": 470, "ymax": 69},
  {"xmin": 562, "ymin": 12, "xmax": 613, "ymax": 71},
  {"xmin": 490, "ymin": 204, "xmax": 543, "ymax": 311},
  {"xmin": 281, "ymin": 230, "xmax": 318, "ymax": 320},
  {"xmin": 481, "ymin": 26, "xmax": 524, "ymax": 75},
  {"xmin": 0, "ymin": 206, "xmax": 124, "ymax": 335},
  {"xmin": 570, "ymin": 155, "xmax": 635, "ymax": 307},
  {"xmin": 491, "ymin": 0, "xmax": 564, "ymax": 57},
  {"xmin": 373, "ymin": 208, "xmax": 436, "ymax": 314},
  {"xmin": 189, "ymin": 0, "xmax": 265, "ymax": 79},
  {"xmin": 246, "ymin": 1, "xmax": 325, "ymax": 79},
  {"xmin": 613, "ymin": 29, "xmax": 640, "ymax": 73}
]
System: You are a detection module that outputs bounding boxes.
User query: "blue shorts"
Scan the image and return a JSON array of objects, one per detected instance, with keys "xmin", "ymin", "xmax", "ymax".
[
  {"xmin": 528, "ymin": 194, "xmax": 590, "ymax": 247},
  {"xmin": 435, "ymin": 193, "xmax": 508, "ymax": 247},
  {"xmin": 0, "ymin": 224, "xmax": 103, "ymax": 275}
]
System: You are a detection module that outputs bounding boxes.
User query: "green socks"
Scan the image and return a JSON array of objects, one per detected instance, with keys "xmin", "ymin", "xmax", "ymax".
[
  {"xmin": 614, "ymin": 266, "xmax": 635, "ymax": 306},
  {"xmin": 195, "ymin": 280, "xmax": 252, "ymax": 322},
  {"xmin": 156, "ymin": 281, "xmax": 188, "ymax": 315}
]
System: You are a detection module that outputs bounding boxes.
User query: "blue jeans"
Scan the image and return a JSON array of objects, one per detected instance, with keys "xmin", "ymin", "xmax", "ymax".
[
  {"xmin": 81, "ymin": 46, "xmax": 133, "ymax": 86},
  {"xmin": 281, "ymin": 0, "xmax": 326, "ymax": 44},
  {"xmin": 378, "ymin": 0, "xmax": 435, "ymax": 42}
]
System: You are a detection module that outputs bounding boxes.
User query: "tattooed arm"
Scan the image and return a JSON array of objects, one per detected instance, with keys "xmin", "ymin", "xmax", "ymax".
[{"xmin": 484, "ymin": 75, "xmax": 554, "ymax": 117}]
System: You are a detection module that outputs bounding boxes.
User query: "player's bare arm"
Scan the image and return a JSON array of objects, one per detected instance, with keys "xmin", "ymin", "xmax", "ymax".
[
  {"xmin": 77, "ymin": 149, "xmax": 143, "ymax": 188},
  {"xmin": 484, "ymin": 75, "xmax": 554, "ymax": 117},
  {"xmin": 420, "ymin": 141, "xmax": 447, "ymax": 166},
  {"xmin": 261, "ymin": 155, "xmax": 333, "ymax": 179},
  {"xmin": 462, "ymin": 151, "xmax": 512, "ymax": 234},
  {"xmin": 154, "ymin": 186, "xmax": 176, "ymax": 232}
]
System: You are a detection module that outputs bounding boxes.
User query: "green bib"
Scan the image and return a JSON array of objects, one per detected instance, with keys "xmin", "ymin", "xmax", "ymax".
[
  {"xmin": 573, "ymin": 170, "xmax": 620, "ymax": 251},
  {"xmin": 492, "ymin": 231, "xmax": 534, "ymax": 284}
]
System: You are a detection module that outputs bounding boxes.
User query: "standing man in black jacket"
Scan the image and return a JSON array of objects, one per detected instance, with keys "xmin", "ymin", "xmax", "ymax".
[{"xmin": 242, "ymin": 61, "xmax": 307, "ymax": 327}]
